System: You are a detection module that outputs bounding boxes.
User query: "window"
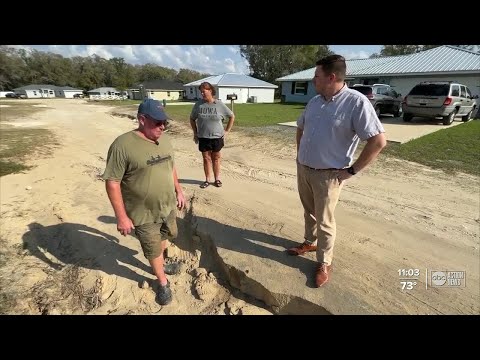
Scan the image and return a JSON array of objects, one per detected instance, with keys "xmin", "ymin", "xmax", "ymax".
[
  {"xmin": 189, "ymin": 88, "xmax": 193, "ymax": 94},
  {"xmin": 49, "ymin": 90, "xmax": 54, "ymax": 94},
  {"xmin": 466, "ymin": 87, "xmax": 473, "ymax": 98},
  {"xmin": 294, "ymin": 81, "xmax": 308, "ymax": 95},
  {"xmin": 450, "ymin": 85, "xmax": 460, "ymax": 96},
  {"xmin": 33, "ymin": 91, "xmax": 37, "ymax": 95},
  {"xmin": 167, "ymin": 91, "xmax": 171, "ymax": 97},
  {"xmin": 460, "ymin": 86, "xmax": 466, "ymax": 98},
  {"xmin": 376, "ymin": 87, "xmax": 389, "ymax": 95}
]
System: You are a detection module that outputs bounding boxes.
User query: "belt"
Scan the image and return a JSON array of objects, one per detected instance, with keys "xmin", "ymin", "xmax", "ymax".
[{"xmin": 304, "ymin": 165, "xmax": 339, "ymax": 171}]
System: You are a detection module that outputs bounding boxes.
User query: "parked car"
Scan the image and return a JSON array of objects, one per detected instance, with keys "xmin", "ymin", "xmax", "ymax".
[
  {"xmin": 73, "ymin": 93, "xmax": 84, "ymax": 98},
  {"xmin": 350, "ymin": 84, "xmax": 403, "ymax": 117},
  {"xmin": 5, "ymin": 92, "xmax": 26, "ymax": 99},
  {"xmin": 402, "ymin": 81, "xmax": 478, "ymax": 125}
]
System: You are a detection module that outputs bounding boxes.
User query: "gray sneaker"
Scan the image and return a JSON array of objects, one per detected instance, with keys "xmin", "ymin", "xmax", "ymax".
[
  {"xmin": 156, "ymin": 282, "xmax": 172, "ymax": 305},
  {"xmin": 164, "ymin": 262, "xmax": 181, "ymax": 275}
]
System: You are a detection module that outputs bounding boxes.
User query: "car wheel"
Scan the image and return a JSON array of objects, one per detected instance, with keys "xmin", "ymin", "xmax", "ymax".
[
  {"xmin": 393, "ymin": 105, "xmax": 402, "ymax": 117},
  {"xmin": 443, "ymin": 109, "xmax": 457, "ymax": 125},
  {"xmin": 462, "ymin": 109, "xmax": 473, "ymax": 122},
  {"xmin": 403, "ymin": 113, "xmax": 412, "ymax": 122},
  {"xmin": 374, "ymin": 105, "xmax": 381, "ymax": 118}
]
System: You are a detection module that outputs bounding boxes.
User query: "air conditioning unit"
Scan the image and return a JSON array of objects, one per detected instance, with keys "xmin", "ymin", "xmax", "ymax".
[{"xmin": 251, "ymin": 96, "xmax": 257, "ymax": 103}]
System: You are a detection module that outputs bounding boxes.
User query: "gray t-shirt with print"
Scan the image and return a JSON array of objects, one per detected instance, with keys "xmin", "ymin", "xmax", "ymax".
[{"xmin": 190, "ymin": 100, "xmax": 234, "ymax": 139}]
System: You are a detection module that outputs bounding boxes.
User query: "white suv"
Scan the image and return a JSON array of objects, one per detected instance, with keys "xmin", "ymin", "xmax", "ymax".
[{"xmin": 402, "ymin": 81, "xmax": 478, "ymax": 125}]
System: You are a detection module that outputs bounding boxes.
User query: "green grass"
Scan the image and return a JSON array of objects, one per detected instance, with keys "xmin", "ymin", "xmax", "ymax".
[
  {"xmin": 164, "ymin": 103, "xmax": 306, "ymax": 127},
  {"xmin": 383, "ymin": 120, "xmax": 480, "ymax": 176},
  {"xmin": 0, "ymin": 103, "xmax": 58, "ymax": 177}
]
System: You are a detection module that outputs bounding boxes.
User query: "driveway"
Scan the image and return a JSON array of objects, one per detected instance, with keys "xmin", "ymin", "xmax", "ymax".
[{"xmin": 278, "ymin": 115, "xmax": 466, "ymax": 143}]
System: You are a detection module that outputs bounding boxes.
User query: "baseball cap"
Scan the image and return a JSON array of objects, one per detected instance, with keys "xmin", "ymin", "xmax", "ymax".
[{"xmin": 138, "ymin": 99, "xmax": 168, "ymax": 121}]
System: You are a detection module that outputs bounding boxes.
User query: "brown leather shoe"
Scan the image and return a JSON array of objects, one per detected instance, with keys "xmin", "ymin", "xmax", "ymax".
[
  {"xmin": 287, "ymin": 242, "xmax": 317, "ymax": 256},
  {"xmin": 315, "ymin": 263, "xmax": 332, "ymax": 287}
]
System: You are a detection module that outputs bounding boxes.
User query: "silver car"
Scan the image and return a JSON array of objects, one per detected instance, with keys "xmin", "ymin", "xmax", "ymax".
[{"xmin": 402, "ymin": 81, "xmax": 478, "ymax": 125}]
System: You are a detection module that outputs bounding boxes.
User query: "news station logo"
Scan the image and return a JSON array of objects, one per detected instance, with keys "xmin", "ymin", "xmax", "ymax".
[{"xmin": 430, "ymin": 270, "xmax": 466, "ymax": 287}]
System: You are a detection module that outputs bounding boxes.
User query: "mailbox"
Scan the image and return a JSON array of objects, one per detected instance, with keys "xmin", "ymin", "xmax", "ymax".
[{"xmin": 226, "ymin": 94, "xmax": 237, "ymax": 100}]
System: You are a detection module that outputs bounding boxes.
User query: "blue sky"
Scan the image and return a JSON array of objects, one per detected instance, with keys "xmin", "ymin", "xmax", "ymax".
[{"xmin": 9, "ymin": 45, "xmax": 382, "ymax": 75}]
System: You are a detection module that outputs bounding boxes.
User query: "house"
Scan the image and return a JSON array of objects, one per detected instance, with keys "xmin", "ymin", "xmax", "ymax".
[
  {"xmin": 12, "ymin": 84, "xmax": 84, "ymax": 99},
  {"xmin": 276, "ymin": 46, "xmax": 480, "ymax": 104},
  {"xmin": 56, "ymin": 86, "xmax": 85, "ymax": 98},
  {"xmin": 127, "ymin": 80, "xmax": 185, "ymax": 101},
  {"xmin": 184, "ymin": 73, "xmax": 278, "ymax": 103},
  {"xmin": 87, "ymin": 87, "xmax": 127, "ymax": 100}
]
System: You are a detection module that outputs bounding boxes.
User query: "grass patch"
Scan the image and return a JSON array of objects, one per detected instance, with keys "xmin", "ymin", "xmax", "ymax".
[
  {"xmin": 0, "ymin": 102, "xmax": 45, "ymax": 122},
  {"xmin": 94, "ymin": 101, "xmax": 305, "ymax": 127},
  {"xmin": 0, "ymin": 102, "xmax": 57, "ymax": 177},
  {"xmin": 383, "ymin": 120, "xmax": 480, "ymax": 176},
  {"xmin": 163, "ymin": 103, "xmax": 305, "ymax": 127}
]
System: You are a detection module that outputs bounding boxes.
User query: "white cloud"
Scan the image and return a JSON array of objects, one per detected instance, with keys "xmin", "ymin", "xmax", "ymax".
[
  {"xmin": 338, "ymin": 50, "xmax": 371, "ymax": 60},
  {"xmin": 228, "ymin": 46, "xmax": 238, "ymax": 54}
]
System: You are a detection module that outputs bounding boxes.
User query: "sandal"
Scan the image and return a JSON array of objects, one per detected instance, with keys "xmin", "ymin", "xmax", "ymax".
[
  {"xmin": 200, "ymin": 181, "xmax": 210, "ymax": 189},
  {"xmin": 214, "ymin": 180, "xmax": 223, "ymax": 187}
]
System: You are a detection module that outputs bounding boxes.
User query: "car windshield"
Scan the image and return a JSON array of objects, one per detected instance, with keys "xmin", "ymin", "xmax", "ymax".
[
  {"xmin": 351, "ymin": 86, "xmax": 372, "ymax": 95},
  {"xmin": 409, "ymin": 84, "xmax": 450, "ymax": 96}
]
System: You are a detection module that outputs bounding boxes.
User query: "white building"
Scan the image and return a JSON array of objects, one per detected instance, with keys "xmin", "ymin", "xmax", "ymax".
[
  {"xmin": 276, "ymin": 46, "xmax": 480, "ymax": 106},
  {"xmin": 184, "ymin": 73, "xmax": 277, "ymax": 104},
  {"xmin": 87, "ymin": 87, "xmax": 127, "ymax": 100},
  {"xmin": 13, "ymin": 85, "xmax": 84, "ymax": 98}
]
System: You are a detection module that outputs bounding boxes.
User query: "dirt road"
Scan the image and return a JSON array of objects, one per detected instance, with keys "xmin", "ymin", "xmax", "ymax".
[{"xmin": 0, "ymin": 99, "xmax": 478, "ymax": 314}]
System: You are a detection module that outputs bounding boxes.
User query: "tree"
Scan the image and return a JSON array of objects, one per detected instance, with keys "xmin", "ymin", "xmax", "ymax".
[
  {"xmin": 239, "ymin": 45, "xmax": 333, "ymax": 84},
  {"xmin": 175, "ymin": 68, "xmax": 208, "ymax": 84},
  {"xmin": 370, "ymin": 45, "xmax": 441, "ymax": 58},
  {"xmin": 0, "ymin": 46, "xmax": 28, "ymax": 90}
]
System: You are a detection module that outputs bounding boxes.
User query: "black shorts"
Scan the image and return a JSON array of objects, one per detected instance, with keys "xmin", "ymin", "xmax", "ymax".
[{"xmin": 198, "ymin": 137, "xmax": 224, "ymax": 152}]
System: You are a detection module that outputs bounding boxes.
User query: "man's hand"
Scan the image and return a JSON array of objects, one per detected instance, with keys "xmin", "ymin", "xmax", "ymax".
[
  {"xmin": 337, "ymin": 169, "xmax": 353, "ymax": 185},
  {"xmin": 176, "ymin": 191, "xmax": 186, "ymax": 210},
  {"xmin": 117, "ymin": 216, "xmax": 135, "ymax": 236},
  {"xmin": 193, "ymin": 135, "xmax": 199, "ymax": 144}
]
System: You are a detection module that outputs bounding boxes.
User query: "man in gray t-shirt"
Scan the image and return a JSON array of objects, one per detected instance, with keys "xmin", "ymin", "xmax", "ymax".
[
  {"xmin": 288, "ymin": 55, "xmax": 387, "ymax": 288},
  {"xmin": 190, "ymin": 81, "xmax": 235, "ymax": 189}
]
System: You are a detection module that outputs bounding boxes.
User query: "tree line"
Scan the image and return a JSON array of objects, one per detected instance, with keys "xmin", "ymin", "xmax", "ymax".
[
  {"xmin": 2, "ymin": 45, "xmax": 476, "ymax": 92},
  {"xmin": 0, "ymin": 46, "xmax": 211, "ymax": 91},
  {"xmin": 239, "ymin": 45, "xmax": 478, "ymax": 85}
]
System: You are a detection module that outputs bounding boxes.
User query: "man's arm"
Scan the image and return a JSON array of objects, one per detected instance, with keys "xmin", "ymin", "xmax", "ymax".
[
  {"xmin": 296, "ymin": 127, "xmax": 303, "ymax": 158},
  {"xmin": 337, "ymin": 133, "xmax": 387, "ymax": 183},
  {"xmin": 352, "ymin": 132, "xmax": 387, "ymax": 172},
  {"xmin": 105, "ymin": 180, "xmax": 135, "ymax": 236},
  {"xmin": 173, "ymin": 167, "xmax": 186, "ymax": 209}
]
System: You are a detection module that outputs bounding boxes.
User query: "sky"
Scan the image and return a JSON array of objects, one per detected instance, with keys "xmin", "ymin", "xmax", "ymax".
[{"xmin": 9, "ymin": 45, "xmax": 382, "ymax": 75}]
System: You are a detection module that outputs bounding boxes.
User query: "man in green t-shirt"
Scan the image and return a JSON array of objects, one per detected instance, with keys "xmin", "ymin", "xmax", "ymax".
[{"xmin": 102, "ymin": 99, "xmax": 186, "ymax": 306}]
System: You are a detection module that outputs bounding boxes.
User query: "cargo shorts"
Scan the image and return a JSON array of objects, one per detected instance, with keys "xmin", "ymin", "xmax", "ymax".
[{"xmin": 134, "ymin": 210, "xmax": 178, "ymax": 260}]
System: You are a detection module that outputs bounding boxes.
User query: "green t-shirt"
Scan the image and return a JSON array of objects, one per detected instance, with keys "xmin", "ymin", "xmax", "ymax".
[{"xmin": 102, "ymin": 131, "xmax": 176, "ymax": 226}]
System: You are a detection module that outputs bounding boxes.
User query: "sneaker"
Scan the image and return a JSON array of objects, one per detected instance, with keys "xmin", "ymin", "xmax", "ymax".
[
  {"xmin": 164, "ymin": 262, "xmax": 181, "ymax": 275},
  {"xmin": 287, "ymin": 242, "xmax": 317, "ymax": 256},
  {"xmin": 155, "ymin": 282, "xmax": 172, "ymax": 305},
  {"xmin": 315, "ymin": 263, "xmax": 332, "ymax": 287}
]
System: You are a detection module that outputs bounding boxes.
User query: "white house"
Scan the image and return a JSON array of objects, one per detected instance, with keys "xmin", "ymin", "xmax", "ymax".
[
  {"xmin": 87, "ymin": 87, "xmax": 127, "ymax": 100},
  {"xmin": 0, "ymin": 91, "xmax": 15, "ymax": 97},
  {"xmin": 184, "ymin": 73, "xmax": 278, "ymax": 103},
  {"xmin": 128, "ymin": 80, "xmax": 185, "ymax": 101},
  {"xmin": 276, "ymin": 46, "xmax": 480, "ymax": 105},
  {"xmin": 55, "ymin": 86, "xmax": 84, "ymax": 98},
  {"xmin": 12, "ymin": 84, "xmax": 84, "ymax": 98}
]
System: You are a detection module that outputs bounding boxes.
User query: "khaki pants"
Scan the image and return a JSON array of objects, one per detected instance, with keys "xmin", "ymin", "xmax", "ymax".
[{"xmin": 297, "ymin": 163, "xmax": 343, "ymax": 265}]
